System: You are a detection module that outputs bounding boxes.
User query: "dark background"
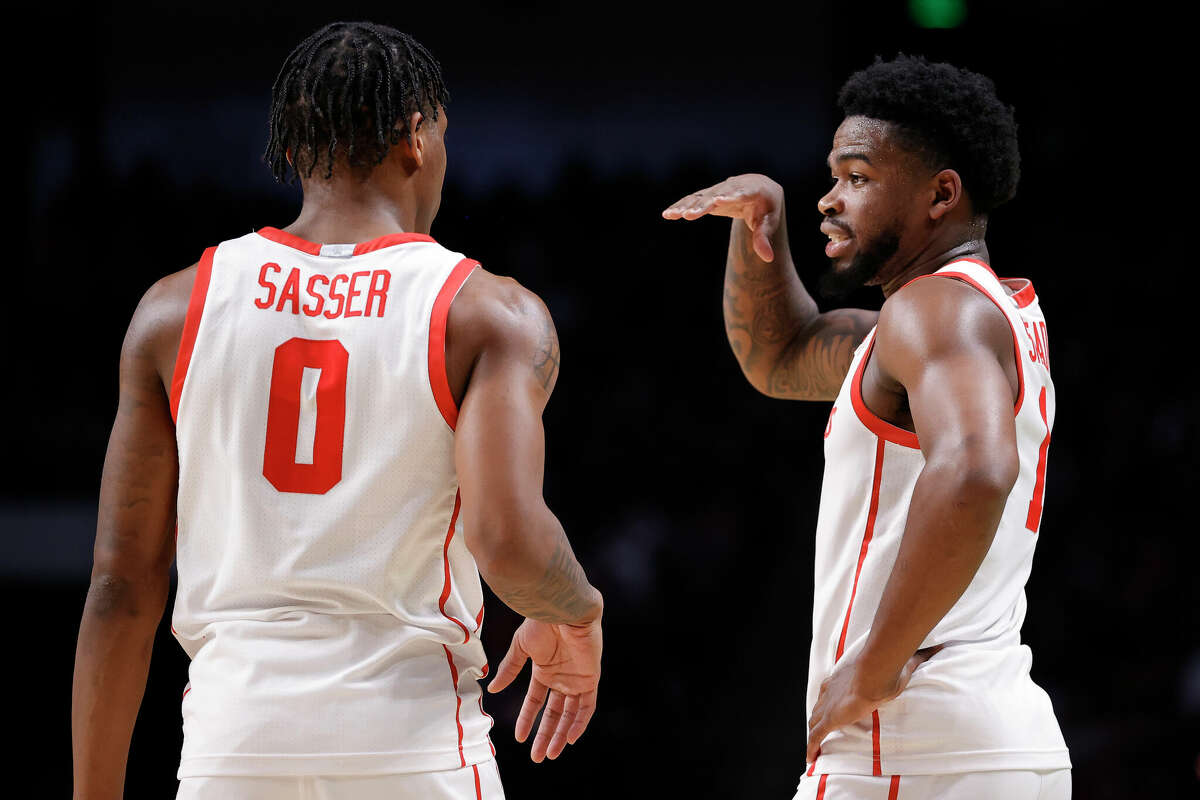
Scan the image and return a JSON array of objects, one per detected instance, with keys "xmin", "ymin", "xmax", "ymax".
[{"xmin": 9, "ymin": 1, "xmax": 1194, "ymax": 797}]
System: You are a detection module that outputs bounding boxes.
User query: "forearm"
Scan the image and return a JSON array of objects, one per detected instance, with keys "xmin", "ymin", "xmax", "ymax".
[
  {"xmin": 722, "ymin": 205, "xmax": 819, "ymax": 389},
  {"xmin": 473, "ymin": 507, "xmax": 602, "ymax": 625},
  {"xmin": 856, "ymin": 462, "xmax": 1010, "ymax": 691},
  {"xmin": 72, "ymin": 575, "xmax": 167, "ymax": 800}
]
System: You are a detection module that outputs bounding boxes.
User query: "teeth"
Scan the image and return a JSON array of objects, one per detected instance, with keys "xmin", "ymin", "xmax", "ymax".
[{"xmin": 827, "ymin": 232, "xmax": 848, "ymax": 242}]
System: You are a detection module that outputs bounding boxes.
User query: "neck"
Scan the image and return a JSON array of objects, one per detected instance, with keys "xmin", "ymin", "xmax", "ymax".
[
  {"xmin": 880, "ymin": 219, "xmax": 990, "ymax": 297},
  {"xmin": 285, "ymin": 173, "xmax": 425, "ymax": 244}
]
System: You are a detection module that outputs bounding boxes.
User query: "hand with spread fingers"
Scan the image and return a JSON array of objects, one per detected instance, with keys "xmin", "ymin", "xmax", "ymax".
[
  {"xmin": 661, "ymin": 173, "xmax": 786, "ymax": 262},
  {"xmin": 805, "ymin": 647, "xmax": 939, "ymax": 767},
  {"xmin": 487, "ymin": 615, "xmax": 603, "ymax": 762}
]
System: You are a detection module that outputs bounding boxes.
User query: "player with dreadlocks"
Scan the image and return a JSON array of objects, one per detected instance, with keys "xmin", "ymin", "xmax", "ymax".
[
  {"xmin": 665, "ymin": 56, "xmax": 1070, "ymax": 798},
  {"xmin": 72, "ymin": 21, "xmax": 602, "ymax": 800}
]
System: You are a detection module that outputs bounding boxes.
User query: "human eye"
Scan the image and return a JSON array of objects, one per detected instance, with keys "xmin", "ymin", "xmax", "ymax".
[{"xmin": 849, "ymin": 173, "xmax": 868, "ymax": 186}]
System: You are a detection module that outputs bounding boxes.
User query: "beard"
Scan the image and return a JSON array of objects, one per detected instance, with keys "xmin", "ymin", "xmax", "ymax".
[{"xmin": 819, "ymin": 229, "xmax": 901, "ymax": 299}]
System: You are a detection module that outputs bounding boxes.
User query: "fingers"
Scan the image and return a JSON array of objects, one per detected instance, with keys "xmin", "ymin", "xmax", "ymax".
[
  {"xmin": 486, "ymin": 634, "xmax": 529, "ymax": 694},
  {"xmin": 543, "ymin": 693, "xmax": 579, "ymax": 760},
  {"xmin": 806, "ymin": 716, "xmax": 828, "ymax": 765},
  {"xmin": 565, "ymin": 689, "xmax": 596, "ymax": 744},
  {"xmin": 530, "ymin": 689, "xmax": 566, "ymax": 762},
  {"xmin": 515, "ymin": 677, "xmax": 549, "ymax": 744},
  {"xmin": 662, "ymin": 192, "xmax": 721, "ymax": 220}
]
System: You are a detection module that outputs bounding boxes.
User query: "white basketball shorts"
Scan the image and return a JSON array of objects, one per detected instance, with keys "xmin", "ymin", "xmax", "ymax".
[
  {"xmin": 793, "ymin": 769, "xmax": 1071, "ymax": 800},
  {"xmin": 176, "ymin": 760, "xmax": 505, "ymax": 800}
]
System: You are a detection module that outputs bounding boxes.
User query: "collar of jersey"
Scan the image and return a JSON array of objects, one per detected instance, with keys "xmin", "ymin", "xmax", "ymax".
[{"xmin": 257, "ymin": 226, "xmax": 436, "ymax": 257}]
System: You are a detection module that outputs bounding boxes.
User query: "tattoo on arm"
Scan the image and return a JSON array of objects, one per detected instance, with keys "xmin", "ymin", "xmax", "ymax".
[
  {"xmin": 723, "ymin": 221, "xmax": 876, "ymax": 400},
  {"xmin": 532, "ymin": 313, "xmax": 560, "ymax": 393},
  {"xmin": 495, "ymin": 538, "xmax": 597, "ymax": 624},
  {"xmin": 766, "ymin": 311, "xmax": 875, "ymax": 399},
  {"xmin": 723, "ymin": 223, "xmax": 812, "ymax": 377}
]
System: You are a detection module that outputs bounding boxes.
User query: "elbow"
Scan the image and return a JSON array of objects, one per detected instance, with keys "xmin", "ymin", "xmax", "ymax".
[
  {"xmin": 83, "ymin": 572, "xmax": 168, "ymax": 620},
  {"xmin": 734, "ymin": 353, "xmax": 788, "ymax": 399},
  {"xmin": 957, "ymin": 465, "xmax": 1018, "ymax": 508},
  {"xmin": 931, "ymin": 441, "xmax": 1019, "ymax": 507},
  {"xmin": 742, "ymin": 365, "xmax": 775, "ymax": 398},
  {"xmin": 462, "ymin": 502, "xmax": 547, "ymax": 579}
]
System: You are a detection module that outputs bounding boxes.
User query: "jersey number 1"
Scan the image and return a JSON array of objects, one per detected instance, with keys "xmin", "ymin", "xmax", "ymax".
[{"xmin": 263, "ymin": 338, "xmax": 349, "ymax": 494}]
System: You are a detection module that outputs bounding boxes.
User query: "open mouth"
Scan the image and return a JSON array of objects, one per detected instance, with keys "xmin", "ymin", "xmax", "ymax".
[{"xmin": 822, "ymin": 226, "xmax": 853, "ymax": 259}]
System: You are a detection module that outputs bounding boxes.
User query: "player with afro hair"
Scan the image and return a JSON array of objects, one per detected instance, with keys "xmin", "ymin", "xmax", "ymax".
[
  {"xmin": 838, "ymin": 54, "xmax": 1020, "ymax": 215},
  {"xmin": 666, "ymin": 55, "xmax": 1071, "ymax": 799}
]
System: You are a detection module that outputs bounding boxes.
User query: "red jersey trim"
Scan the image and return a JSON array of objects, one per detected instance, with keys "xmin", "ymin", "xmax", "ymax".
[
  {"xmin": 871, "ymin": 709, "xmax": 883, "ymax": 775},
  {"xmin": 256, "ymin": 227, "xmax": 322, "ymax": 255},
  {"xmin": 169, "ymin": 246, "xmax": 216, "ymax": 423},
  {"xmin": 256, "ymin": 226, "xmax": 435, "ymax": 256},
  {"xmin": 888, "ymin": 775, "xmax": 901, "ymax": 800},
  {"xmin": 1025, "ymin": 386, "xmax": 1051, "ymax": 532},
  {"xmin": 900, "ymin": 258, "xmax": 1037, "ymax": 310},
  {"xmin": 1001, "ymin": 277, "xmax": 1037, "ymax": 309},
  {"xmin": 925, "ymin": 270, "xmax": 1027, "ymax": 415},
  {"xmin": 835, "ymin": 437, "xmax": 887, "ymax": 661},
  {"xmin": 472, "ymin": 763, "xmax": 482, "ymax": 799},
  {"xmin": 815, "ymin": 774, "xmax": 829, "ymax": 799},
  {"xmin": 440, "ymin": 492, "xmax": 472, "ymax": 643},
  {"xmin": 428, "ymin": 258, "xmax": 480, "ymax": 431},
  {"xmin": 442, "ymin": 644, "xmax": 467, "ymax": 768},
  {"xmin": 353, "ymin": 232, "xmax": 436, "ymax": 254},
  {"xmin": 850, "ymin": 335, "xmax": 921, "ymax": 450}
]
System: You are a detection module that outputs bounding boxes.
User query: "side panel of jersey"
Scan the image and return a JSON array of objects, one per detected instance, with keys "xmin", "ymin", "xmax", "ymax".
[
  {"xmin": 171, "ymin": 232, "xmax": 493, "ymax": 777},
  {"xmin": 805, "ymin": 259, "xmax": 1068, "ymax": 777}
]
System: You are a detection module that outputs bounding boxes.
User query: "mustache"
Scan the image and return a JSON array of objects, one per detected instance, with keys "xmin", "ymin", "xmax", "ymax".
[{"xmin": 824, "ymin": 218, "xmax": 852, "ymax": 236}]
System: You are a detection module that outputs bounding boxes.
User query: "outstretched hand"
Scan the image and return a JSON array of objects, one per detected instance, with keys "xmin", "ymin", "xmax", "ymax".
[
  {"xmin": 487, "ymin": 616, "xmax": 603, "ymax": 762},
  {"xmin": 662, "ymin": 173, "xmax": 785, "ymax": 262}
]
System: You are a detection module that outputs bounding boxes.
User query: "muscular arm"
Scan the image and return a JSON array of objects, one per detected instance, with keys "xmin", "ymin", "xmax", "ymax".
[
  {"xmin": 857, "ymin": 279, "xmax": 1019, "ymax": 681},
  {"xmin": 806, "ymin": 278, "xmax": 1020, "ymax": 761},
  {"xmin": 451, "ymin": 270, "xmax": 602, "ymax": 625},
  {"xmin": 72, "ymin": 272, "xmax": 190, "ymax": 800},
  {"xmin": 666, "ymin": 174, "xmax": 877, "ymax": 401}
]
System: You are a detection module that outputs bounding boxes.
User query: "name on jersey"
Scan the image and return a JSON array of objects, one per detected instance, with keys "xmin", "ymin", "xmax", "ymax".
[
  {"xmin": 254, "ymin": 263, "xmax": 390, "ymax": 319},
  {"xmin": 1023, "ymin": 320, "xmax": 1049, "ymax": 369}
]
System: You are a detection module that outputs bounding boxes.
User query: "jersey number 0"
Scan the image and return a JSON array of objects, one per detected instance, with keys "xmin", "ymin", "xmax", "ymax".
[{"xmin": 262, "ymin": 338, "xmax": 349, "ymax": 494}]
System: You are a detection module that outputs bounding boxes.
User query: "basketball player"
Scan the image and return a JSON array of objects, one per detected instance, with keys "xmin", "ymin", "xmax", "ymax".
[
  {"xmin": 664, "ymin": 56, "xmax": 1069, "ymax": 799},
  {"xmin": 71, "ymin": 22, "xmax": 603, "ymax": 800}
]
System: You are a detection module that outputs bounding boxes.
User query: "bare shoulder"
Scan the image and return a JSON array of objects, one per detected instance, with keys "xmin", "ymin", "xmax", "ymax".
[
  {"xmin": 875, "ymin": 275, "xmax": 1015, "ymax": 378},
  {"xmin": 123, "ymin": 263, "xmax": 199, "ymax": 391},
  {"xmin": 446, "ymin": 267, "xmax": 559, "ymax": 401}
]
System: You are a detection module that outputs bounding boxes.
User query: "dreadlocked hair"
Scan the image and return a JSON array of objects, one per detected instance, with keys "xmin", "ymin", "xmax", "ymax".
[
  {"xmin": 838, "ymin": 54, "xmax": 1020, "ymax": 214},
  {"xmin": 264, "ymin": 21, "xmax": 449, "ymax": 183}
]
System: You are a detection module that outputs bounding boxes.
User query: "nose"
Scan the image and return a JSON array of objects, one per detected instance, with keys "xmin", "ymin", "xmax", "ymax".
[{"xmin": 818, "ymin": 186, "xmax": 841, "ymax": 217}]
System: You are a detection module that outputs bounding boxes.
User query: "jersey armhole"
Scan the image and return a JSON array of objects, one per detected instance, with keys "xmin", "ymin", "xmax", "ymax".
[
  {"xmin": 428, "ymin": 258, "xmax": 481, "ymax": 431},
  {"xmin": 169, "ymin": 246, "xmax": 217, "ymax": 423},
  {"xmin": 850, "ymin": 331, "xmax": 922, "ymax": 450},
  {"xmin": 904, "ymin": 271, "xmax": 1026, "ymax": 416}
]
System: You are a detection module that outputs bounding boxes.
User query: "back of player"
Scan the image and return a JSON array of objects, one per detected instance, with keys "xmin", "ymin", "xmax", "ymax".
[
  {"xmin": 171, "ymin": 228, "xmax": 492, "ymax": 778},
  {"xmin": 72, "ymin": 24, "xmax": 604, "ymax": 800}
]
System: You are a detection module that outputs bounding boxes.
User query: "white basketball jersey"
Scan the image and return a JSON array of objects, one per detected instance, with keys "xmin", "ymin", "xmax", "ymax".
[
  {"xmin": 805, "ymin": 258, "xmax": 1070, "ymax": 777},
  {"xmin": 169, "ymin": 227, "xmax": 494, "ymax": 778}
]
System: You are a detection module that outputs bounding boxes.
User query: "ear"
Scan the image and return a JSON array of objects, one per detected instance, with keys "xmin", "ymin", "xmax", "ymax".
[
  {"xmin": 408, "ymin": 111, "xmax": 426, "ymax": 167},
  {"xmin": 928, "ymin": 168, "xmax": 964, "ymax": 221}
]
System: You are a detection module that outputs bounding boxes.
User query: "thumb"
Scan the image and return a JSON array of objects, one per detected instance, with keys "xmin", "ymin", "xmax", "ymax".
[
  {"xmin": 806, "ymin": 721, "xmax": 826, "ymax": 766},
  {"xmin": 487, "ymin": 633, "xmax": 529, "ymax": 694},
  {"xmin": 750, "ymin": 212, "xmax": 776, "ymax": 262}
]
